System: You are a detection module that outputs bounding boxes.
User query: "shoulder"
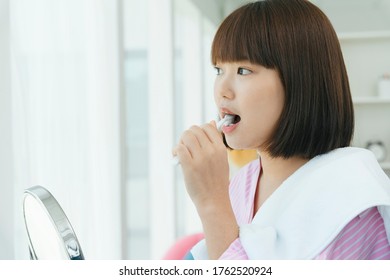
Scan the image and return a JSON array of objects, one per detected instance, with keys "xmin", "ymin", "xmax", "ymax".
[{"xmin": 315, "ymin": 207, "xmax": 390, "ymax": 259}]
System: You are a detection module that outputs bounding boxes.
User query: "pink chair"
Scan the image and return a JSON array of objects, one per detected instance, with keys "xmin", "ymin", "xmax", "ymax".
[{"xmin": 162, "ymin": 233, "xmax": 204, "ymax": 260}]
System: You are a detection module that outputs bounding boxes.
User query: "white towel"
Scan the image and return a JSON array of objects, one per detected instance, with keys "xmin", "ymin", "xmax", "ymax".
[{"xmin": 191, "ymin": 147, "xmax": 390, "ymax": 259}]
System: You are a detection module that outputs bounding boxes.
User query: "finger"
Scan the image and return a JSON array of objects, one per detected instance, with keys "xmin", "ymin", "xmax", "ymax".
[
  {"xmin": 188, "ymin": 125, "xmax": 213, "ymax": 148},
  {"xmin": 180, "ymin": 129, "xmax": 201, "ymax": 158},
  {"xmin": 174, "ymin": 143, "xmax": 194, "ymax": 166},
  {"xmin": 201, "ymin": 122, "xmax": 224, "ymax": 144}
]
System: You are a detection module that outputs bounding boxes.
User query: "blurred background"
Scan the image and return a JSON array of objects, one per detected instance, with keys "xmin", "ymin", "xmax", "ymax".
[{"xmin": 1, "ymin": 0, "xmax": 390, "ymax": 260}]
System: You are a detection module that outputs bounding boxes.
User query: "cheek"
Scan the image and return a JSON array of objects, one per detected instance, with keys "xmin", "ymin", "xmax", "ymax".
[{"xmin": 245, "ymin": 90, "xmax": 284, "ymax": 133}]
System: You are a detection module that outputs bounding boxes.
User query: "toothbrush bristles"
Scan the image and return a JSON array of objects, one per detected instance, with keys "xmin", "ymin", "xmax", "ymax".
[{"xmin": 217, "ymin": 115, "xmax": 235, "ymax": 131}]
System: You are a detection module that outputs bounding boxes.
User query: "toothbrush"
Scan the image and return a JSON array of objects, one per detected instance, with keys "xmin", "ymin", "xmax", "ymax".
[
  {"xmin": 172, "ymin": 114, "xmax": 235, "ymax": 165},
  {"xmin": 216, "ymin": 114, "xmax": 235, "ymax": 131}
]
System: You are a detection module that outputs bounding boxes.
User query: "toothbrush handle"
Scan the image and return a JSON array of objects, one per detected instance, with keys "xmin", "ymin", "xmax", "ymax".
[
  {"xmin": 171, "ymin": 156, "xmax": 180, "ymax": 165},
  {"xmin": 216, "ymin": 117, "xmax": 230, "ymax": 131}
]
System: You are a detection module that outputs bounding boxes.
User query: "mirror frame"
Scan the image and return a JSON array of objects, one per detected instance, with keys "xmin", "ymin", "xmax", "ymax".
[{"xmin": 22, "ymin": 185, "xmax": 85, "ymax": 260}]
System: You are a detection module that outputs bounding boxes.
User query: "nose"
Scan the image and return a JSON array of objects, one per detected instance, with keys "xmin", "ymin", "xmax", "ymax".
[{"xmin": 214, "ymin": 75, "xmax": 234, "ymax": 102}]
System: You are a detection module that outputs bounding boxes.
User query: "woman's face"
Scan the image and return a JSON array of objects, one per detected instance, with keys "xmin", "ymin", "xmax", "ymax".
[{"xmin": 214, "ymin": 61, "xmax": 285, "ymax": 151}]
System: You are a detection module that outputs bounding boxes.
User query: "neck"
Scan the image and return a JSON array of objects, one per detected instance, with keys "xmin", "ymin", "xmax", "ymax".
[
  {"xmin": 254, "ymin": 151, "xmax": 309, "ymax": 212},
  {"xmin": 258, "ymin": 152, "xmax": 309, "ymax": 183}
]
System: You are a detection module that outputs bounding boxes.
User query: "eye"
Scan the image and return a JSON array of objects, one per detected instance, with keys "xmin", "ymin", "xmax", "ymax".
[
  {"xmin": 214, "ymin": 66, "xmax": 223, "ymax": 75},
  {"xmin": 237, "ymin": 67, "xmax": 252, "ymax": 75}
]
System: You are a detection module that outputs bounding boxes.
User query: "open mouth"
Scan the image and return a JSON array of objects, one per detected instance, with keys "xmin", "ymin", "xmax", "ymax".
[{"xmin": 225, "ymin": 114, "xmax": 241, "ymax": 126}]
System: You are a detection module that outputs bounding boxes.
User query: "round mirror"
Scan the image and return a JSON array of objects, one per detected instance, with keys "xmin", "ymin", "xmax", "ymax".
[{"xmin": 22, "ymin": 186, "xmax": 84, "ymax": 260}]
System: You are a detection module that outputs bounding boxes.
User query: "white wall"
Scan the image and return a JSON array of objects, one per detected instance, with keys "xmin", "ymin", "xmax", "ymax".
[
  {"xmin": 315, "ymin": 0, "xmax": 390, "ymax": 32},
  {"xmin": 189, "ymin": 0, "xmax": 222, "ymax": 26}
]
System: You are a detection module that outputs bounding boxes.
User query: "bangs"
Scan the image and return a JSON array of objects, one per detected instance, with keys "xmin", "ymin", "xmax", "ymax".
[{"xmin": 211, "ymin": 2, "xmax": 275, "ymax": 68}]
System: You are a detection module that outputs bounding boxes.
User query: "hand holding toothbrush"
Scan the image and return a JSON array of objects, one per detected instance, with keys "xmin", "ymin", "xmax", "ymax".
[
  {"xmin": 172, "ymin": 115, "xmax": 234, "ymax": 207},
  {"xmin": 171, "ymin": 115, "xmax": 234, "ymax": 165}
]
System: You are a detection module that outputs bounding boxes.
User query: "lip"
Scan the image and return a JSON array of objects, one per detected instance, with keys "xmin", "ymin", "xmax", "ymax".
[
  {"xmin": 220, "ymin": 107, "xmax": 236, "ymax": 119},
  {"xmin": 222, "ymin": 122, "xmax": 239, "ymax": 134}
]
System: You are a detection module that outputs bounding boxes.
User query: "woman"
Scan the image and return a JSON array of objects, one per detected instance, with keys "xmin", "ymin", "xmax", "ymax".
[{"xmin": 173, "ymin": 0, "xmax": 390, "ymax": 259}]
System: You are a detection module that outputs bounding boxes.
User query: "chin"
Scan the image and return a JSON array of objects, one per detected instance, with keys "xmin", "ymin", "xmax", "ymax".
[
  {"xmin": 226, "ymin": 140, "xmax": 248, "ymax": 150},
  {"xmin": 225, "ymin": 137, "xmax": 262, "ymax": 151}
]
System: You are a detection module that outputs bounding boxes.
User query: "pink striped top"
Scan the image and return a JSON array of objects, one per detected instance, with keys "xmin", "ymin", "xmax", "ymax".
[{"xmin": 219, "ymin": 159, "xmax": 390, "ymax": 260}]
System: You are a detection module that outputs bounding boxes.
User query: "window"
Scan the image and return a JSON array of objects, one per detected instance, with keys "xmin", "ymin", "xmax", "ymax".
[{"xmin": 122, "ymin": 0, "xmax": 218, "ymax": 259}]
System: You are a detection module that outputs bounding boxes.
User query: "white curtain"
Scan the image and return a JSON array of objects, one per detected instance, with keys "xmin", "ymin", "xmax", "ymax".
[
  {"xmin": 10, "ymin": 0, "xmax": 123, "ymax": 259},
  {"xmin": 0, "ymin": 0, "xmax": 14, "ymax": 260}
]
